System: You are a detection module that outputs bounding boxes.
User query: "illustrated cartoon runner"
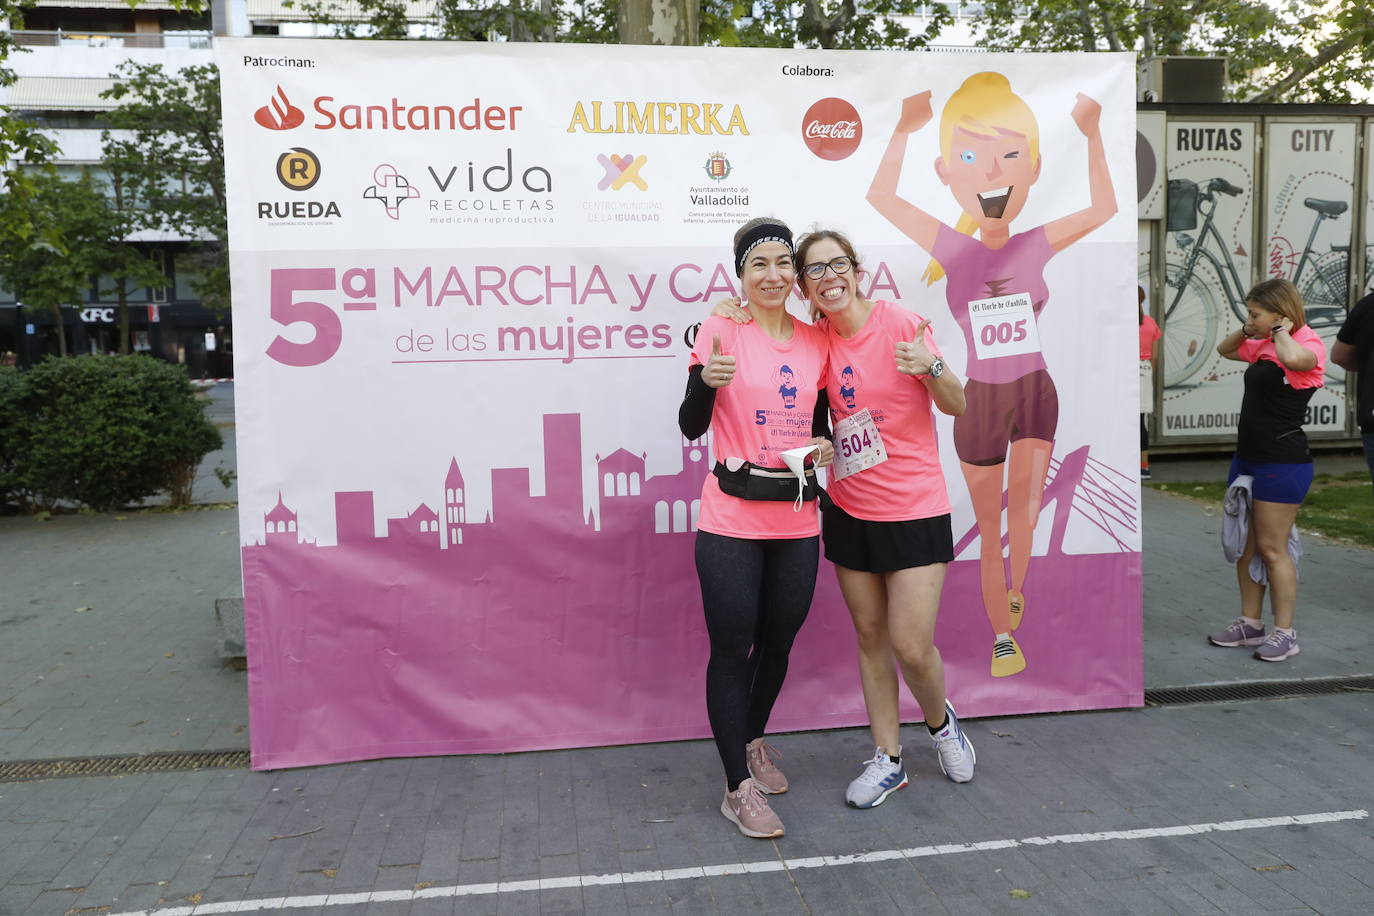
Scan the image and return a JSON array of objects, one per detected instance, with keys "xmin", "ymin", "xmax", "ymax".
[
  {"xmin": 837, "ymin": 364, "xmax": 862, "ymax": 409},
  {"xmin": 775, "ymin": 365, "xmax": 799, "ymax": 408},
  {"xmin": 867, "ymin": 72, "xmax": 1117, "ymax": 677}
]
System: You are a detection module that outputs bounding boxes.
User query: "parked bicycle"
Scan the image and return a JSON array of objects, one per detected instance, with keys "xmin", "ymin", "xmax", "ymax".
[{"xmin": 1157, "ymin": 176, "xmax": 1364, "ymax": 388}]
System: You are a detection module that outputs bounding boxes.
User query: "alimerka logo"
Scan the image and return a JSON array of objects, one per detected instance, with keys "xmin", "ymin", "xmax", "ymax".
[
  {"xmin": 255, "ymin": 86, "xmax": 305, "ymax": 131},
  {"xmin": 802, "ymin": 97, "xmax": 861, "ymax": 161},
  {"xmin": 567, "ymin": 101, "xmax": 748, "ymax": 136}
]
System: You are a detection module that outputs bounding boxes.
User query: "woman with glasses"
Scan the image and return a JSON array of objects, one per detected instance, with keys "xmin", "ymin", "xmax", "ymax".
[
  {"xmin": 711, "ymin": 228, "xmax": 976, "ymax": 810},
  {"xmin": 679, "ymin": 217, "xmax": 834, "ymax": 838}
]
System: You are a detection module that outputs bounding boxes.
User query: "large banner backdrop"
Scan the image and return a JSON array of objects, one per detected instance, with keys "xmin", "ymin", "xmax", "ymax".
[{"xmin": 218, "ymin": 39, "xmax": 1142, "ymax": 770}]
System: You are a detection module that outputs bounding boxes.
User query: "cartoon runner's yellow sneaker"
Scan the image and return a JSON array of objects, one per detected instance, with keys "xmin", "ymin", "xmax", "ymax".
[
  {"xmin": 991, "ymin": 634, "xmax": 1026, "ymax": 677},
  {"xmin": 1007, "ymin": 590, "xmax": 1025, "ymax": 632}
]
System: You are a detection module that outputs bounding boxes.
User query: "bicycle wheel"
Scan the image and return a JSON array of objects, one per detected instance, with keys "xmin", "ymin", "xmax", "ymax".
[
  {"xmin": 1161, "ymin": 261, "xmax": 1220, "ymax": 389},
  {"xmin": 1301, "ymin": 254, "xmax": 1350, "ymax": 385}
]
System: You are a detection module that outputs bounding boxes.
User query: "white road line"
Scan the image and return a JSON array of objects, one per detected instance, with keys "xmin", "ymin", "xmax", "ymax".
[{"xmin": 109, "ymin": 808, "xmax": 1368, "ymax": 916}]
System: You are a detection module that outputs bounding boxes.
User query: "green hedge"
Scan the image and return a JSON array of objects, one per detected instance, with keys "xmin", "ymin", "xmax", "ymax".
[{"xmin": 0, "ymin": 355, "xmax": 222, "ymax": 512}]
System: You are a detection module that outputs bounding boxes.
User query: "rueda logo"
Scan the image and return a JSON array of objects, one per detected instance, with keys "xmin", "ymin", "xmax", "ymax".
[
  {"xmin": 364, "ymin": 164, "xmax": 421, "ymax": 219},
  {"xmin": 276, "ymin": 147, "xmax": 320, "ymax": 190},
  {"xmin": 802, "ymin": 97, "xmax": 861, "ymax": 161},
  {"xmin": 256, "ymin": 86, "xmax": 305, "ymax": 130},
  {"xmin": 597, "ymin": 154, "xmax": 648, "ymax": 191}
]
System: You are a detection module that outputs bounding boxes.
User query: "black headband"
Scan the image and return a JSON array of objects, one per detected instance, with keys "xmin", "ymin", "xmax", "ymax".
[{"xmin": 734, "ymin": 222, "xmax": 794, "ymax": 276}]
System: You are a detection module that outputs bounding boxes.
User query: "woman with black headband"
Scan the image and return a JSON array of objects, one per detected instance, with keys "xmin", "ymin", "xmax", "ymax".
[{"xmin": 679, "ymin": 217, "xmax": 833, "ymax": 838}]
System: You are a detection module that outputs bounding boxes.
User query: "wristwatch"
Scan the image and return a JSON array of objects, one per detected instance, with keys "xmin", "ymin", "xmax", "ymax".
[{"xmin": 926, "ymin": 358, "xmax": 945, "ymax": 380}]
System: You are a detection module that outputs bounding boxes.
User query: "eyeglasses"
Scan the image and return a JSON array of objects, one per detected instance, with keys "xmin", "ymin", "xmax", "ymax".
[{"xmin": 802, "ymin": 256, "xmax": 852, "ymax": 280}]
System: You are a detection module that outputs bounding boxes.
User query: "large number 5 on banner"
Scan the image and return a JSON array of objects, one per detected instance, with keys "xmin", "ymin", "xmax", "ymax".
[{"xmin": 266, "ymin": 268, "xmax": 342, "ymax": 367}]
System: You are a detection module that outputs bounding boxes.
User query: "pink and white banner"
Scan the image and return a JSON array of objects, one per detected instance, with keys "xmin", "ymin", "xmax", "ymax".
[{"xmin": 218, "ymin": 39, "xmax": 1142, "ymax": 770}]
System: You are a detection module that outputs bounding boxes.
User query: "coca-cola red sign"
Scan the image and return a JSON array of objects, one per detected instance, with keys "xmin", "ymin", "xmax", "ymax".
[{"xmin": 802, "ymin": 97, "xmax": 862, "ymax": 161}]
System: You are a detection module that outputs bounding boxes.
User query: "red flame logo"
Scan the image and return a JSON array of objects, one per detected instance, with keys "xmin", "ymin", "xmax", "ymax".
[{"xmin": 254, "ymin": 86, "xmax": 305, "ymax": 131}]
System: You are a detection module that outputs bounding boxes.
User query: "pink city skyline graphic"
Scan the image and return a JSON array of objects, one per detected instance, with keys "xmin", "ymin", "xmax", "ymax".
[
  {"xmin": 252, "ymin": 413, "xmax": 710, "ymax": 552},
  {"xmin": 240, "ymin": 411, "xmax": 1142, "ymax": 771}
]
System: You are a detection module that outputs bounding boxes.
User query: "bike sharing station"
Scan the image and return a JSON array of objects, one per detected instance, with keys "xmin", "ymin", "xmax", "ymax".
[{"xmin": 1137, "ymin": 101, "xmax": 1374, "ymax": 447}]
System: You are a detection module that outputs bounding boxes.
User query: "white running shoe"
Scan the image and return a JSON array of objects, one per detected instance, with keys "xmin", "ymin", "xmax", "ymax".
[
  {"xmin": 845, "ymin": 747, "xmax": 908, "ymax": 809},
  {"xmin": 930, "ymin": 700, "xmax": 976, "ymax": 783}
]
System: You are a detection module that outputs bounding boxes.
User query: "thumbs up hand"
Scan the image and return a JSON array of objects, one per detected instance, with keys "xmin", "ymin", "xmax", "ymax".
[
  {"xmin": 895, "ymin": 319, "xmax": 936, "ymax": 375},
  {"xmin": 703, "ymin": 333, "xmax": 737, "ymax": 388}
]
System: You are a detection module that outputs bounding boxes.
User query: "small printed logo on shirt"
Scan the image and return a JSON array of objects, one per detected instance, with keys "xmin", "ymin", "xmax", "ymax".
[
  {"xmin": 775, "ymin": 364, "xmax": 799, "ymax": 409},
  {"xmin": 837, "ymin": 363, "xmax": 862, "ymax": 409}
]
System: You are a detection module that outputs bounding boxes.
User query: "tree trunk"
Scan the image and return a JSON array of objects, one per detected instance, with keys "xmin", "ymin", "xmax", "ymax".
[
  {"xmin": 540, "ymin": 0, "xmax": 554, "ymax": 42},
  {"xmin": 50, "ymin": 302, "xmax": 67, "ymax": 357},
  {"xmin": 618, "ymin": 0, "xmax": 697, "ymax": 45},
  {"xmin": 1076, "ymin": 0, "xmax": 1096, "ymax": 51},
  {"xmin": 117, "ymin": 281, "xmax": 130, "ymax": 355}
]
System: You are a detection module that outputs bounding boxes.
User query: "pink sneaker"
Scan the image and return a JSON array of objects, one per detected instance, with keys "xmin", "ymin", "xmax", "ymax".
[
  {"xmin": 721, "ymin": 778, "xmax": 784, "ymax": 838},
  {"xmin": 1208, "ymin": 618, "xmax": 1266, "ymax": 647},
  {"xmin": 1254, "ymin": 629, "xmax": 1300, "ymax": 662},
  {"xmin": 745, "ymin": 738, "xmax": 787, "ymax": 794}
]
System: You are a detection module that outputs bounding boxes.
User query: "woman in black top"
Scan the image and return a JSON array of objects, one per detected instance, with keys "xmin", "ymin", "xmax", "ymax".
[{"xmin": 1207, "ymin": 279, "xmax": 1326, "ymax": 662}]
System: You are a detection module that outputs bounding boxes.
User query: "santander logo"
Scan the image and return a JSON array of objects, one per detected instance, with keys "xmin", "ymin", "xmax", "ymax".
[
  {"xmin": 255, "ymin": 86, "xmax": 305, "ymax": 131},
  {"xmin": 802, "ymin": 97, "xmax": 862, "ymax": 161}
]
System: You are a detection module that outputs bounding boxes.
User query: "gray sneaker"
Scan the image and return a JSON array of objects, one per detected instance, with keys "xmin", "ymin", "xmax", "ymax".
[
  {"xmin": 721, "ymin": 777, "xmax": 784, "ymax": 838},
  {"xmin": 1208, "ymin": 618, "xmax": 1266, "ymax": 647},
  {"xmin": 1254, "ymin": 629, "xmax": 1300, "ymax": 662},
  {"xmin": 930, "ymin": 701, "xmax": 975, "ymax": 783},
  {"xmin": 845, "ymin": 747, "xmax": 908, "ymax": 809}
]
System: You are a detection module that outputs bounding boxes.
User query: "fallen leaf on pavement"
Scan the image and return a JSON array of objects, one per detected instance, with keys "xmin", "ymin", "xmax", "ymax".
[{"xmin": 1009, "ymin": 888, "xmax": 1032, "ymax": 899}]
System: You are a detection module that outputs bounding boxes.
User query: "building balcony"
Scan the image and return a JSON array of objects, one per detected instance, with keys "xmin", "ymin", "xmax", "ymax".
[{"xmin": 11, "ymin": 29, "xmax": 213, "ymax": 49}]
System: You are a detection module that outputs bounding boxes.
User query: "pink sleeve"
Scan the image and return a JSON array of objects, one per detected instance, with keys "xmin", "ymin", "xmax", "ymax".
[
  {"xmin": 1236, "ymin": 338, "xmax": 1262, "ymax": 363},
  {"xmin": 1285, "ymin": 329, "xmax": 1327, "ymax": 389},
  {"xmin": 690, "ymin": 316, "xmax": 734, "ymax": 368}
]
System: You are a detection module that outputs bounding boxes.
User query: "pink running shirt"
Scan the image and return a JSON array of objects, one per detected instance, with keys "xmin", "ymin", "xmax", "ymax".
[
  {"xmin": 932, "ymin": 224, "xmax": 1054, "ymax": 385},
  {"xmin": 689, "ymin": 315, "xmax": 828, "ymax": 539},
  {"xmin": 822, "ymin": 301, "xmax": 952, "ymax": 522},
  {"xmin": 1237, "ymin": 325, "xmax": 1326, "ymax": 389},
  {"xmin": 1138, "ymin": 315, "xmax": 1161, "ymax": 361}
]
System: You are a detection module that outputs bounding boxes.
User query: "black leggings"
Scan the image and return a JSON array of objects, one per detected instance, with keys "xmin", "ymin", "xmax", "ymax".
[{"xmin": 695, "ymin": 531, "xmax": 819, "ymax": 790}]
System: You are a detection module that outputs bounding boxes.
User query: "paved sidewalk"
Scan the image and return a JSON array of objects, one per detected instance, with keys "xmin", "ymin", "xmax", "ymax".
[
  {"xmin": 0, "ymin": 695, "xmax": 1370, "ymax": 915},
  {"xmin": 5, "ymin": 446, "xmax": 1370, "ymax": 762},
  {"xmin": 2, "ymin": 388, "xmax": 1372, "ymax": 914}
]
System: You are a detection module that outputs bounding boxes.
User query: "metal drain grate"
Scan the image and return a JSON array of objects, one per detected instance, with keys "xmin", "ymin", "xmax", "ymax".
[
  {"xmin": 0, "ymin": 749, "xmax": 250, "ymax": 783},
  {"xmin": 1145, "ymin": 675, "xmax": 1374, "ymax": 707}
]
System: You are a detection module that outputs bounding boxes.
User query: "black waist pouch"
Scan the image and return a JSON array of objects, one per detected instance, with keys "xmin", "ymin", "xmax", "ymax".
[{"xmin": 713, "ymin": 460, "xmax": 819, "ymax": 502}]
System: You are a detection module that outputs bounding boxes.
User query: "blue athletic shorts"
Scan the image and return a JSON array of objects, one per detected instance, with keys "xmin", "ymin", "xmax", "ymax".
[{"xmin": 1227, "ymin": 456, "xmax": 1314, "ymax": 505}]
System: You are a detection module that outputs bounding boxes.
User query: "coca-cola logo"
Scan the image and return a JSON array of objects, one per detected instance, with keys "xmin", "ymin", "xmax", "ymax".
[{"xmin": 802, "ymin": 97, "xmax": 862, "ymax": 161}]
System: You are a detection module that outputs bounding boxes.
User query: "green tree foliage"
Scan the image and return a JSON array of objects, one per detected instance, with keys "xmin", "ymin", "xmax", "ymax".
[
  {"xmin": 277, "ymin": 0, "xmax": 951, "ymax": 48},
  {"xmin": 101, "ymin": 61, "xmax": 228, "ymax": 310},
  {"xmin": 1, "ymin": 0, "xmax": 60, "ymax": 245},
  {"xmin": 0, "ymin": 354, "xmax": 222, "ymax": 512},
  {"xmin": 0, "ymin": 171, "xmax": 162, "ymax": 358},
  {"xmin": 278, "ymin": 0, "xmax": 562, "ymax": 40},
  {"xmin": 971, "ymin": 0, "xmax": 1374, "ymax": 103},
  {"xmin": 704, "ymin": 0, "xmax": 952, "ymax": 50}
]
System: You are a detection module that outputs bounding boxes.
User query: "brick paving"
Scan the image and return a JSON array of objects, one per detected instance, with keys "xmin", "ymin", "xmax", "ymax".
[{"xmin": 1, "ymin": 385, "xmax": 1371, "ymax": 914}]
